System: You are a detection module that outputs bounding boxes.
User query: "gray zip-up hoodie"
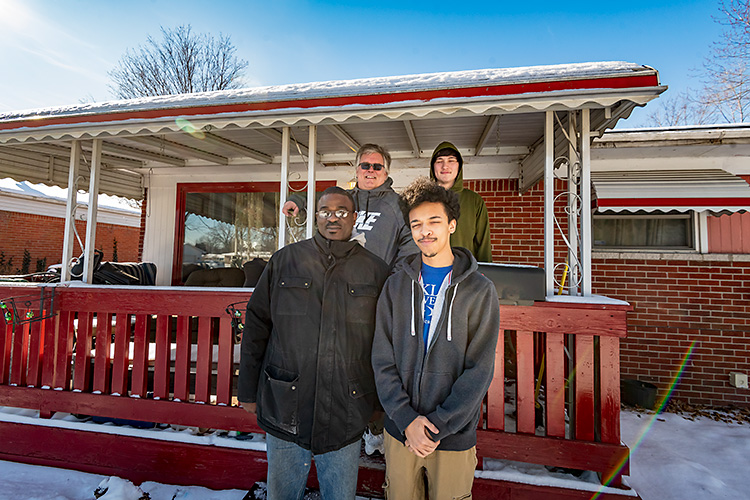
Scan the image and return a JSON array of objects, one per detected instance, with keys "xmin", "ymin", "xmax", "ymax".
[
  {"xmin": 372, "ymin": 247, "xmax": 500, "ymax": 451},
  {"xmin": 287, "ymin": 177, "xmax": 418, "ymax": 268}
]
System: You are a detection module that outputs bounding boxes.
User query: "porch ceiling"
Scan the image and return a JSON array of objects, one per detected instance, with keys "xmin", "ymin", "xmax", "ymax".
[{"xmin": 0, "ymin": 62, "xmax": 664, "ymax": 199}]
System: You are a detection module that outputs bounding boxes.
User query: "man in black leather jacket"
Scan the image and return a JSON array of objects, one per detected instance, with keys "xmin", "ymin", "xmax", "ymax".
[{"xmin": 239, "ymin": 186, "xmax": 390, "ymax": 500}]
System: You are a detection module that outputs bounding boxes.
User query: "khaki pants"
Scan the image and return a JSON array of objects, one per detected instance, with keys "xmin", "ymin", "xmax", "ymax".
[{"xmin": 383, "ymin": 430, "xmax": 477, "ymax": 500}]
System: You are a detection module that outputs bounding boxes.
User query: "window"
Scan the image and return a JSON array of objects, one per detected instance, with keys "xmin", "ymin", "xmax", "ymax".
[
  {"xmin": 593, "ymin": 211, "xmax": 694, "ymax": 249},
  {"xmin": 172, "ymin": 181, "xmax": 334, "ymax": 284}
]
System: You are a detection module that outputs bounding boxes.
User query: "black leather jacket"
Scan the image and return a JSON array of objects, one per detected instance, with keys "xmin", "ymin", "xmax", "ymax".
[{"xmin": 239, "ymin": 232, "xmax": 389, "ymax": 453}]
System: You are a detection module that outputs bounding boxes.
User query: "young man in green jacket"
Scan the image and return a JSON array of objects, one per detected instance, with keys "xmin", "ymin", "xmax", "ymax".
[
  {"xmin": 372, "ymin": 178, "xmax": 500, "ymax": 499},
  {"xmin": 429, "ymin": 141, "xmax": 492, "ymax": 262}
]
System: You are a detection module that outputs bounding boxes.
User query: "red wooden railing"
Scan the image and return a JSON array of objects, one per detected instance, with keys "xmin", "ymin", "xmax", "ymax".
[{"xmin": 0, "ymin": 283, "xmax": 633, "ymax": 498}]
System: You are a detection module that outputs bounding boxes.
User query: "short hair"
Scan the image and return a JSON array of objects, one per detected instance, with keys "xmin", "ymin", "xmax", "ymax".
[
  {"xmin": 399, "ymin": 177, "xmax": 460, "ymax": 224},
  {"xmin": 355, "ymin": 143, "xmax": 392, "ymax": 173},
  {"xmin": 432, "ymin": 146, "xmax": 463, "ymax": 171},
  {"xmin": 319, "ymin": 186, "xmax": 355, "ymax": 211}
]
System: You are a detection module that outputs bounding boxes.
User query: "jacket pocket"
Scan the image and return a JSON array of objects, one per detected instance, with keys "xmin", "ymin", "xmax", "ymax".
[
  {"xmin": 277, "ymin": 276, "xmax": 311, "ymax": 316},
  {"xmin": 346, "ymin": 282, "xmax": 380, "ymax": 323},
  {"xmin": 258, "ymin": 364, "xmax": 299, "ymax": 435},
  {"xmin": 346, "ymin": 364, "xmax": 377, "ymax": 435}
]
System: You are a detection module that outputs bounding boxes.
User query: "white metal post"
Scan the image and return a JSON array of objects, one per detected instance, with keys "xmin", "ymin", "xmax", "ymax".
[
  {"xmin": 278, "ymin": 127, "xmax": 290, "ymax": 249},
  {"xmin": 306, "ymin": 126, "xmax": 317, "ymax": 239},
  {"xmin": 581, "ymin": 109, "xmax": 592, "ymax": 296},
  {"xmin": 544, "ymin": 111, "xmax": 555, "ymax": 297},
  {"xmin": 82, "ymin": 139, "xmax": 102, "ymax": 283},
  {"xmin": 568, "ymin": 112, "xmax": 579, "ymax": 296},
  {"xmin": 61, "ymin": 141, "xmax": 81, "ymax": 282}
]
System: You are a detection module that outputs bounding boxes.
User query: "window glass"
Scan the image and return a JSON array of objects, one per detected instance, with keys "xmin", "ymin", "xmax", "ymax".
[
  {"xmin": 593, "ymin": 212, "xmax": 693, "ymax": 249},
  {"xmin": 183, "ymin": 191, "xmax": 288, "ymax": 267},
  {"xmin": 173, "ymin": 182, "xmax": 333, "ymax": 285}
]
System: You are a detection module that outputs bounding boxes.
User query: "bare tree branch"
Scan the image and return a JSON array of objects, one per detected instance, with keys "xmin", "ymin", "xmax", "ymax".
[{"xmin": 108, "ymin": 25, "xmax": 248, "ymax": 99}]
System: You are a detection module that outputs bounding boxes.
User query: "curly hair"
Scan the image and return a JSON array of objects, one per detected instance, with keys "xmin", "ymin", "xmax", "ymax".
[{"xmin": 399, "ymin": 177, "xmax": 460, "ymax": 224}]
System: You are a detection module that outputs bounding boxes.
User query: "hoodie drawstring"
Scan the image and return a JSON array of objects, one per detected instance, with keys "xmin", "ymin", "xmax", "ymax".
[
  {"xmin": 446, "ymin": 283, "xmax": 458, "ymax": 342},
  {"xmin": 410, "ymin": 281, "xmax": 416, "ymax": 337}
]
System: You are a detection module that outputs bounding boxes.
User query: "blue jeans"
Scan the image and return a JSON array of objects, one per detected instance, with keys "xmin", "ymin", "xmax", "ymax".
[{"xmin": 265, "ymin": 433, "xmax": 361, "ymax": 500}]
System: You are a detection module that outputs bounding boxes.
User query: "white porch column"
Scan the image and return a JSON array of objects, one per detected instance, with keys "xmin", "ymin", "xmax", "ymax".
[
  {"xmin": 60, "ymin": 141, "xmax": 81, "ymax": 282},
  {"xmin": 306, "ymin": 125, "xmax": 317, "ymax": 239},
  {"xmin": 82, "ymin": 139, "xmax": 102, "ymax": 283},
  {"xmin": 581, "ymin": 109, "xmax": 592, "ymax": 296},
  {"xmin": 544, "ymin": 111, "xmax": 555, "ymax": 296},
  {"xmin": 278, "ymin": 127, "xmax": 290, "ymax": 249},
  {"xmin": 568, "ymin": 112, "xmax": 579, "ymax": 296}
]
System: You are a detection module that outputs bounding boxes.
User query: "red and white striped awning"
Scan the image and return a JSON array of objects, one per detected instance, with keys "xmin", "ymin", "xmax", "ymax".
[{"xmin": 593, "ymin": 169, "xmax": 750, "ymax": 213}]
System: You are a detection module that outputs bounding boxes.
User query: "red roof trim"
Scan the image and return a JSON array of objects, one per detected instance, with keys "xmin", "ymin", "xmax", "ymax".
[
  {"xmin": 597, "ymin": 197, "xmax": 750, "ymax": 207},
  {"xmin": 0, "ymin": 73, "xmax": 659, "ymax": 132}
]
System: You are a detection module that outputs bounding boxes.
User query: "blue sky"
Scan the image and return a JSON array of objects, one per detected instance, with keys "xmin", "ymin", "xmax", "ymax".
[{"xmin": 0, "ymin": 0, "xmax": 725, "ymax": 126}]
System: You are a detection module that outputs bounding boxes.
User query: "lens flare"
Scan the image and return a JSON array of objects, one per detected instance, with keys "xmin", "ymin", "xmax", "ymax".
[
  {"xmin": 589, "ymin": 340, "xmax": 697, "ymax": 499},
  {"xmin": 175, "ymin": 118, "xmax": 205, "ymax": 139}
]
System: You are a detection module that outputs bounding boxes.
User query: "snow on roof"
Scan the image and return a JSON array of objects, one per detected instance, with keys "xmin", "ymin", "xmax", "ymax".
[
  {"xmin": 0, "ymin": 177, "xmax": 140, "ymax": 214},
  {"xmin": 0, "ymin": 61, "xmax": 657, "ymax": 124}
]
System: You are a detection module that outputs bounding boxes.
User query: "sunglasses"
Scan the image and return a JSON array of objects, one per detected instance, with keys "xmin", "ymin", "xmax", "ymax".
[
  {"xmin": 358, "ymin": 162, "xmax": 385, "ymax": 171},
  {"xmin": 316, "ymin": 209, "xmax": 350, "ymax": 219}
]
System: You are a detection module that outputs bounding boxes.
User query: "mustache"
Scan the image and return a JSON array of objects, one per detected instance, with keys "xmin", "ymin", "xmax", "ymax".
[{"xmin": 325, "ymin": 222, "xmax": 342, "ymax": 229}]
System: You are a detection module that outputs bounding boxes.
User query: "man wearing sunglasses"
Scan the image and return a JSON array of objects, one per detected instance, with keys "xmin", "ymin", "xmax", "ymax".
[
  {"xmin": 429, "ymin": 141, "xmax": 492, "ymax": 262},
  {"xmin": 240, "ymin": 186, "xmax": 389, "ymax": 500},
  {"xmin": 283, "ymin": 143, "xmax": 418, "ymax": 269}
]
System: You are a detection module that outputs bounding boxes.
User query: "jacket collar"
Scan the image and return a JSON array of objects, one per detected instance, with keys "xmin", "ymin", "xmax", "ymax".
[
  {"xmin": 403, "ymin": 246, "xmax": 477, "ymax": 286},
  {"xmin": 312, "ymin": 231, "xmax": 360, "ymax": 259}
]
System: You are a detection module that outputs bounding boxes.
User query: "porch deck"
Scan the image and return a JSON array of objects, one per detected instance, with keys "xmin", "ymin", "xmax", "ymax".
[{"xmin": 0, "ymin": 283, "xmax": 636, "ymax": 499}]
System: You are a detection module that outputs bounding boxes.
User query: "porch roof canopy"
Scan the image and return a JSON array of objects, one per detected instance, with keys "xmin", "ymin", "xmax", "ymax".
[
  {"xmin": 592, "ymin": 169, "xmax": 750, "ymax": 213},
  {"xmin": 0, "ymin": 61, "xmax": 664, "ymax": 199}
]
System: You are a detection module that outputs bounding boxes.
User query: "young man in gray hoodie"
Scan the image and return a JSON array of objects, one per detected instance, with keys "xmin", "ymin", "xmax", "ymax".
[{"xmin": 372, "ymin": 177, "xmax": 500, "ymax": 500}]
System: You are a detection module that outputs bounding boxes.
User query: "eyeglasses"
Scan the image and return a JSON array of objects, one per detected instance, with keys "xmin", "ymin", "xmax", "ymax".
[
  {"xmin": 358, "ymin": 162, "xmax": 385, "ymax": 171},
  {"xmin": 316, "ymin": 209, "xmax": 350, "ymax": 219}
]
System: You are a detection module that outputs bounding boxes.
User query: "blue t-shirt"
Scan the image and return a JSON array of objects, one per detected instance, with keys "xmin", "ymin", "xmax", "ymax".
[{"xmin": 421, "ymin": 263, "xmax": 452, "ymax": 353}]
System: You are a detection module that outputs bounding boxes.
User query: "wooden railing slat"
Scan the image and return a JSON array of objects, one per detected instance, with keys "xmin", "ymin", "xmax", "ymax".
[
  {"xmin": 516, "ymin": 330, "xmax": 535, "ymax": 434},
  {"xmin": 131, "ymin": 314, "xmax": 149, "ymax": 398},
  {"xmin": 194, "ymin": 317, "xmax": 212, "ymax": 403},
  {"xmin": 41, "ymin": 315, "xmax": 56, "ymax": 388},
  {"xmin": 486, "ymin": 326, "xmax": 505, "ymax": 431},
  {"xmin": 153, "ymin": 315, "xmax": 170, "ymax": 400},
  {"xmin": 26, "ymin": 316, "xmax": 43, "ymax": 388},
  {"xmin": 52, "ymin": 311, "xmax": 74, "ymax": 390},
  {"xmin": 574, "ymin": 335, "xmax": 596, "ymax": 441},
  {"xmin": 173, "ymin": 316, "xmax": 190, "ymax": 402},
  {"xmin": 93, "ymin": 312, "xmax": 112, "ymax": 394},
  {"xmin": 545, "ymin": 332, "xmax": 566, "ymax": 438},
  {"xmin": 73, "ymin": 312, "xmax": 93, "ymax": 391},
  {"xmin": 0, "ymin": 321, "xmax": 12, "ymax": 385},
  {"xmin": 216, "ymin": 317, "xmax": 233, "ymax": 406},
  {"xmin": 599, "ymin": 336, "xmax": 621, "ymax": 444},
  {"xmin": 111, "ymin": 313, "xmax": 130, "ymax": 396},
  {"xmin": 9, "ymin": 320, "xmax": 29, "ymax": 387}
]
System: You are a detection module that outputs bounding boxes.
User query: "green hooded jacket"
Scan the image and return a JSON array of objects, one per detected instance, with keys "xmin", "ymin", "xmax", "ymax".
[{"xmin": 429, "ymin": 141, "xmax": 492, "ymax": 262}]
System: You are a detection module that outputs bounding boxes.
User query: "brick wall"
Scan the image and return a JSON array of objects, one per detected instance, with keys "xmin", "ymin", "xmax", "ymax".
[
  {"xmin": 467, "ymin": 178, "xmax": 750, "ymax": 408},
  {"xmin": 0, "ymin": 211, "xmax": 140, "ymax": 274}
]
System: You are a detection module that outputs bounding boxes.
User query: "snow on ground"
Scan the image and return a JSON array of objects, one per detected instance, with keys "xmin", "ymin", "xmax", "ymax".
[
  {"xmin": 620, "ymin": 408, "xmax": 749, "ymax": 500},
  {"xmin": 0, "ymin": 408, "xmax": 747, "ymax": 499}
]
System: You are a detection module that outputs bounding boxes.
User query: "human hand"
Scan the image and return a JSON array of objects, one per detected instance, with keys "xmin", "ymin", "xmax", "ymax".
[
  {"xmin": 282, "ymin": 201, "xmax": 299, "ymax": 216},
  {"xmin": 404, "ymin": 416, "xmax": 440, "ymax": 457},
  {"xmin": 241, "ymin": 402, "xmax": 257, "ymax": 414}
]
